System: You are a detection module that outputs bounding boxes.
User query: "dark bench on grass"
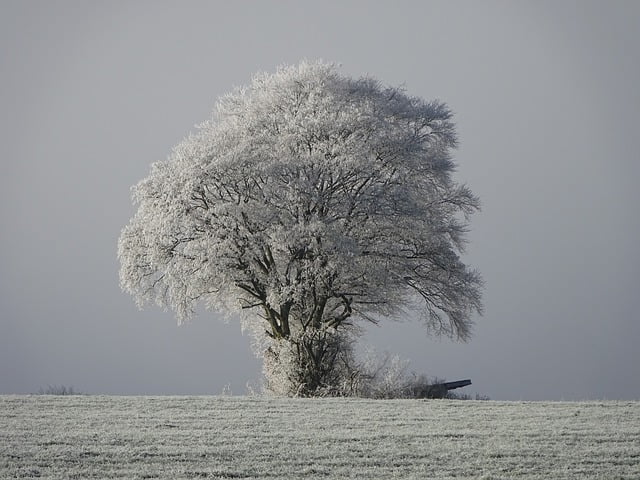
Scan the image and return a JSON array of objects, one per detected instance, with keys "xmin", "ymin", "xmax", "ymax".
[
  {"xmin": 442, "ymin": 379, "xmax": 472, "ymax": 391},
  {"xmin": 417, "ymin": 379, "xmax": 472, "ymax": 399}
]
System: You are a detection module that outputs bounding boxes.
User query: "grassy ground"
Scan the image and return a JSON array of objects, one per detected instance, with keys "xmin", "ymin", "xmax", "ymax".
[{"xmin": 1, "ymin": 395, "xmax": 639, "ymax": 479}]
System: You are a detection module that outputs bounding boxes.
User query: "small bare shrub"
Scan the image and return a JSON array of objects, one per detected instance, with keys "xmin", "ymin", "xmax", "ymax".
[{"xmin": 37, "ymin": 385, "xmax": 82, "ymax": 395}]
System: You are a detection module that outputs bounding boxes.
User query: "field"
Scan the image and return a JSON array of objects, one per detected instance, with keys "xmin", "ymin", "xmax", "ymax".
[{"xmin": 1, "ymin": 396, "xmax": 639, "ymax": 479}]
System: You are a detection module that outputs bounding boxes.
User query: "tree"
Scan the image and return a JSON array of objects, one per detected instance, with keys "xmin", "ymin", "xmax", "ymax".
[{"xmin": 118, "ymin": 61, "xmax": 483, "ymax": 396}]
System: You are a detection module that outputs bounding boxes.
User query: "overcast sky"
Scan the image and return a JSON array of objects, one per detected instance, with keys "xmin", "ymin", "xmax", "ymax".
[{"xmin": 1, "ymin": 0, "xmax": 639, "ymax": 400}]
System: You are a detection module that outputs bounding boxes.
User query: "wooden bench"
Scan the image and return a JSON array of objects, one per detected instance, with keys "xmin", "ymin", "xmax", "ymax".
[
  {"xmin": 442, "ymin": 379, "xmax": 472, "ymax": 391},
  {"xmin": 419, "ymin": 379, "xmax": 472, "ymax": 398}
]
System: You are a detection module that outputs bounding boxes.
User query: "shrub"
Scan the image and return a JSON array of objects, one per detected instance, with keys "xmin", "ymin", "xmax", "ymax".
[{"xmin": 37, "ymin": 385, "xmax": 81, "ymax": 395}]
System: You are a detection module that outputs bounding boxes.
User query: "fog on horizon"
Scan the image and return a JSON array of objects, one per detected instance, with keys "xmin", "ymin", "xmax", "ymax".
[{"xmin": 1, "ymin": 1, "xmax": 639, "ymax": 401}]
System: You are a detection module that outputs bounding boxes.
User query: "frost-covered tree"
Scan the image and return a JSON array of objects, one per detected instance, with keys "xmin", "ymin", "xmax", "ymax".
[{"xmin": 118, "ymin": 61, "xmax": 483, "ymax": 396}]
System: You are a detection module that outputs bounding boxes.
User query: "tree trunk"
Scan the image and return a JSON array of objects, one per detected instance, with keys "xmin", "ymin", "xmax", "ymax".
[{"xmin": 263, "ymin": 327, "xmax": 355, "ymax": 397}]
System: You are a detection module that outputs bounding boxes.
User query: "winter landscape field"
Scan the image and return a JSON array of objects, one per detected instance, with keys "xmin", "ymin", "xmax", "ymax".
[{"xmin": 1, "ymin": 396, "xmax": 639, "ymax": 479}]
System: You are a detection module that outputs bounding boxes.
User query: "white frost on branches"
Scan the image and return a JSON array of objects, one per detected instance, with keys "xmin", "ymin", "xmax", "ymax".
[{"xmin": 118, "ymin": 61, "xmax": 483, "ymax": 394}]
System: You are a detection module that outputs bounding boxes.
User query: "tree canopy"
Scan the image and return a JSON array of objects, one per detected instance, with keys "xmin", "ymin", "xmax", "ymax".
[{"xmin": 118, "ymin": 61, "xmax": 483, "ymax": 395}]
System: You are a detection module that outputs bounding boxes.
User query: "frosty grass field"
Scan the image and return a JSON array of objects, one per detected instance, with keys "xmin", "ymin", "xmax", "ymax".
[{"xmin": 1, "ymin": 396, "xmax": 639, "ymax": 479}]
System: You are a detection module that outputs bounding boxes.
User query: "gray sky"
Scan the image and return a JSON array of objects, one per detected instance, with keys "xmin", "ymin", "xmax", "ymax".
[{"xmin": 1, "ymin": 0, "xmax": 639, "ymax": 400}]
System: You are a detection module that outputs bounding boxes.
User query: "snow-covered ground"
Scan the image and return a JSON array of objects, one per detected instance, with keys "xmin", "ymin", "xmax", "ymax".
[{"xmin": 1, "ymin": 395, "xmax": 638, "ymax": 479}]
